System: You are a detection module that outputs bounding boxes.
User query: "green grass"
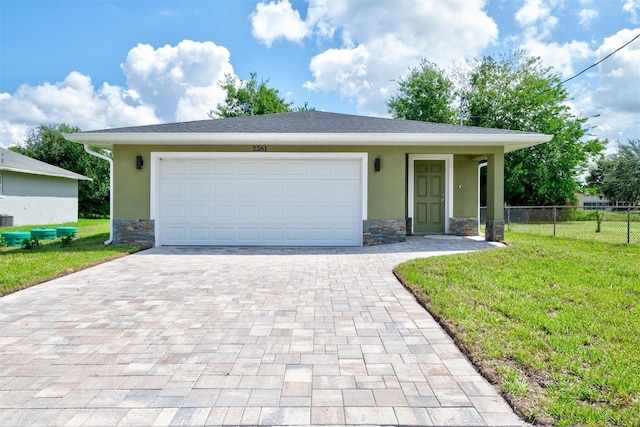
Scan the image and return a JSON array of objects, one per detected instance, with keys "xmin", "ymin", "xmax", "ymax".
[
  {"xmin": 395, "ymin": 233, "xmax": 640, "ymax": 426},
  {"xmin": 505, "ymin": 210, "xmax": 640, "ymax": 245},
  {"xmin": 506, "ymin": 219, "xmax": 640, "ymax": 245},
  {"xmin": 0, "ymin": 219, "xmax": 148, "ymax": 296}
]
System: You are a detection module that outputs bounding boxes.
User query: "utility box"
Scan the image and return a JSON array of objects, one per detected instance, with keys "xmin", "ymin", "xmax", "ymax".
[{"xmin": 0, "ymin": 215, "xmax": 14, "ymax": 227}]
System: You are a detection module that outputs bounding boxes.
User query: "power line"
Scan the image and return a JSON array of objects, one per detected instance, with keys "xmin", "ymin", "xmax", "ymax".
[{"xmin": 549, "ymin": 32, "xmax": 640, "ymax": 91}]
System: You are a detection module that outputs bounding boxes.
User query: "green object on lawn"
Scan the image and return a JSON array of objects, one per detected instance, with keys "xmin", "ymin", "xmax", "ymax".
[
  {"xmin": 55, "ymin": 227, "xmax": 78, "ymax": 238},
  {"xmin": 1, "ymin": 231, "xmax": 32, "ymax": 247},
  {"xmin": 30, "ymin": 228, "xmax": 57, "ymax": 240}
]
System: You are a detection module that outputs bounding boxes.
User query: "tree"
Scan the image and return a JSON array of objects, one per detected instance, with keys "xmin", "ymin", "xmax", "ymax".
[
  {"xmin": 209, "ymin": 72, "xmax": 312, "ymax": 118},
  {"xmin": 11, "ymin": 124, "xmax": 110, "ymax": 217},
  {"xmin": 460, "ymin": 51, "xmax": 605, "ymax": 205},
  {"xmin": 588, "ymin": 139, "xmax": 640, "ymax": 204},
  {"xmin": 387, "ymin": 50, "xmax": 606, "ymax": 206},
  {"xmin": 387, "ymin": 60, "xmax": 457, "ymax": 123}
]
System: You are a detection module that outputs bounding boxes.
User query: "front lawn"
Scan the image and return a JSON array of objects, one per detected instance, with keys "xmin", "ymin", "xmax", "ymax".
[
  {"xmin": 395, "ymin": 233, "xmax": 640, "ymax": 426},
  {"xmin": 0, "ymin": 219, "xmax": 148, "ymax": 296}
]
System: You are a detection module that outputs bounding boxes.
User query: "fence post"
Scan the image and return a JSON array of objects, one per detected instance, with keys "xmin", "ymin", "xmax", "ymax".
[
  {"xmin": 553, "ymin": 206, "xmax": 557, "ymax": 237},
  {"xmin": 507, "ymin": 206, "xmax": 510, "ymax": 231},
  {"xmin": 628, "ymin": 206, "xmax": 632, "ymax": 244}
]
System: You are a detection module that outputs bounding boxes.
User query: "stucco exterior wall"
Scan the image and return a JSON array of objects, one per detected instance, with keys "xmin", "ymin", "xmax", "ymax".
[
  {"xmin": 112, "ymin": 144, "xmax": 500, "ymax": 228},
  {"xmin": 453, "ymin": 155, "xmax": 480, "ymax": 218},
  {"xmin": 0, "ymin": 171, "xmax": 79, "ymax": 226}
]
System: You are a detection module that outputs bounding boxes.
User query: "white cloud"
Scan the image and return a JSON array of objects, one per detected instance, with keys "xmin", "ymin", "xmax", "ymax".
[
  {"xmin": 514, "ymin": 0, "xmax": 561, "ymax": 40},
  {"xmin": 592, "ymin": 28, "xmax": 640, "ymax": 115},
  {"xmin": 0, "ymin": 40, "xmax": 236, "ymax": 147},
  {"xmin": 273, "ymin": 0, "xmax": 498, "ymax": 116},
  {"xmin": 511, "ymin": 1, "xmax": 595, "ymax": 78},
  {"xmin": 515, "ymin": 0, "xmax": 552, "ymax": 27},
  {"xmin": 622, "ymin": 0, "xmax": 640, "ymax": 23},
  {"xmin": 578, "ymin": 8, "xmax": 598, "ymax": 26},
  {"xmin": 0, "ymin": 72, "xmax": 159, "ymax": 147},
  {"xmin": 520, "ymin": 39, "xmax": 592, "ymax": 77},
  {"xmin": 121, "ymin": 40, "xmax": 234, "ymax": 122},
  {"xmin": 574, "ymin": 28, "xmax": 640, "ymax": 143},
  {"xmin": 251, "ymin": 0, "xmax": 310, "ymax": 47},
  {"xmin": 304, "ymin": 44, "xmax": 371, "ymax": 102}
]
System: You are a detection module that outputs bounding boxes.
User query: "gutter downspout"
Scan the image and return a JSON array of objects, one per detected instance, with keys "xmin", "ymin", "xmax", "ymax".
[{"xmin": 83, "ymin": 144, "xmax": 113, "ymax": 245}]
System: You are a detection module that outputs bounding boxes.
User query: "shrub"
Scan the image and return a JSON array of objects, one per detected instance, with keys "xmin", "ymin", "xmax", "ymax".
[{"xmin": 22, "ymin": 237, "xmax": 40, "ymax": 250}]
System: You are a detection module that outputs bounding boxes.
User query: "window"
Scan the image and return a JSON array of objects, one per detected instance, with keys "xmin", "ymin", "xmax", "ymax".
[{"xmin": 0, "ymin": 175, "xmax": 3, "ymax": 196}]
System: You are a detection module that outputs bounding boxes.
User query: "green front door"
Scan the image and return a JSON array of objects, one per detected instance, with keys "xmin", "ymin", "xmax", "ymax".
[{"xmin": 414, "ymin": 160, "xmax": 445, "ymax": 233}]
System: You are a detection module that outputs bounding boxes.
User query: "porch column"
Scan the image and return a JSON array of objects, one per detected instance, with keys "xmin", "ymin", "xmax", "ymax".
[{"xmin": 485, "ymin": 151, "xmax": 505, "ymax": 241}]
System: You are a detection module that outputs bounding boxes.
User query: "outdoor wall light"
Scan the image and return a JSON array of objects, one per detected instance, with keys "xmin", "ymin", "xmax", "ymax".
[
  {"xmin": 136, "ymin": 155, "xmax": 144, "ymax": 170},
  {"xmin": 374, "ymin": 157, "xmax": 381, "ymax": 172}
]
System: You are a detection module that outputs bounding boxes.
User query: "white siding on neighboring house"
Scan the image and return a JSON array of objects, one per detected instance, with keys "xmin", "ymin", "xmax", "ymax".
[{"xmin": 0, "ymin": 171, "xmax": 80, "ymax": 226}]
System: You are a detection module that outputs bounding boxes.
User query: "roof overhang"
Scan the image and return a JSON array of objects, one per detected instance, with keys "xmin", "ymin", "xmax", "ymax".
[
  {"xmin": 0, "ymin": 166, "xmax": 92, "ymax": 181},
  {"xmin": 65, "ymin": 132, "xmax": 553, "ymax": 153}
]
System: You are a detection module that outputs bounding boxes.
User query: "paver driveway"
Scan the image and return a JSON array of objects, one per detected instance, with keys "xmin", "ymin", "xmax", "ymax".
[{"xmin": 0, "ymin": 236, "xmax": 524, "ymax": 426}]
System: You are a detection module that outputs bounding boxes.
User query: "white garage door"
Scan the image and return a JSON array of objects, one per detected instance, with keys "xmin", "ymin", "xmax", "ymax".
[{"xmin": 155, "ymin": 154, "xmax": 364, "ymax": 246}]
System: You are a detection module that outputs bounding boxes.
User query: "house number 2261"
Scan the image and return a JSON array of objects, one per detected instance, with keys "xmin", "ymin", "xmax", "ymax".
[{"xmin": 252, "ymin": 145, "xmax": 267, "ymax": 152}]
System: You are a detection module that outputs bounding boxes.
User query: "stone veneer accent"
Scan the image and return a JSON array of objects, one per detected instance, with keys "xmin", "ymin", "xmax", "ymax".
[
  {"xmin": 113, "ymin": 219, "xmax": 155, "ymax": 246},
  {"xmin": 448, "ymin": 217, "xmax": 479, "ymax": 236},
  {"xmin": 485, "ymin": 219, "xmax": 505, "ymax": 242},
  {"xmin": 362, "ymin": 219, "xmax": 407, "ymax": 246}
]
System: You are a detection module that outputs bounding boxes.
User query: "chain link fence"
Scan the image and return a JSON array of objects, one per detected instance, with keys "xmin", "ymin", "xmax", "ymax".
[{"xmin": 480, "ymin": 206, "xmax": 640, "ymax": 245}]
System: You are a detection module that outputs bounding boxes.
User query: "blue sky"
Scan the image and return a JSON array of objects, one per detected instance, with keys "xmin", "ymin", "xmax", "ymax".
[{"xmin": 1, "ymin": 0, "xmax": 638, "ymax": 149}]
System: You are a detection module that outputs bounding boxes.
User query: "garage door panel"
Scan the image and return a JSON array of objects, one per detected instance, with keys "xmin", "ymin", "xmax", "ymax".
[
  {"xmin": 188, "ymin": 205, "xmax": 209, "ymax": 218},
  {"xmin": 163, "ymin": 227, "xmax": 186, "ymax": 241},
  {"xmin": 163, "ymin": 205, "xmax": 186, "ymax": 219},
  {"xmin": 236, "ymin": 183, "xmax": 259, "ymax": 198},
  {"xmin": 332, "ymin": 161, "xmax": 362, "ymax": 176},
  {"xmin": 188, "ymin": 182, "xmax": 210, "ymax": 198},
  {"xmin": 237, "ymin": 206, "xmax": 259, "ymax": 220},
  {"xmin": 334, "ymin": 205, "xmax": 361, "ymax": 219},
  {"xmin": 288, "ymin": 206, "xmax": 308, "ymax": 218},
  {"xmin": 188, "ymin": 228, "xmax": 210, "ymax": 241},
  {"xmin": 158, "ymin": 156, "xmax": 363, "ymax": 246},
  {"xmin": 237, "ymin": 162, "xmax": 259, "ymax": 175},
  {"xmin": 213, "ymin": 183, "xmax": 233, "ymax": 197},
  {"xmin": 261, "ymin": 205, "xmax": 284, "ymax": 219},
  {"xmin": 262, "ymin": 227, "xmax": 284, "ymax": 241},
  {"xmin": 310, "ymin": 228, "xmax": 333, "ymax": 241},
  {"xmin": 238, "ymin": 228, "xmax": 259, "ymax": 241},
  {"xmin": 213, "ymin": 162, "xmax": 235, "ymax": 175},
  {"xmin": 285, "ymin": 162, "xmax": 309, "ymax": 175},
  {"xmin": 213, "ymin": 227, "xmax": 234, "ymax": 240},
  {"xmin": 162, "ymin": 160, "xmax": 187, "ymax": 175},
  {"xmin": 263, "ymin": 162, "xmax": 286, "ymax": 175},
  {"xmin": 164, "ymin": 182, "xmax": 187, "ymax": 199},
  {"xmin": 263, "ymin": 182, "xmax": 285, "ymax": 198},
  {"xmin": 213, "ymin": 205, "xmax": 235, "ymax": 219},
  {"xmin": 189, "ymin": 161, "xmax": 211, "ymax": 175}
]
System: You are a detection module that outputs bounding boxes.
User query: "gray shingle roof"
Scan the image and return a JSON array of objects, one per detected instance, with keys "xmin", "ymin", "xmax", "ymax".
[
  {"xmin": 83, "ymin": 110, "xmax": 537, "ymax": 135},
  {"xmin": 0, "ymin": 147, "xmax": 91, "ymax": 181}
]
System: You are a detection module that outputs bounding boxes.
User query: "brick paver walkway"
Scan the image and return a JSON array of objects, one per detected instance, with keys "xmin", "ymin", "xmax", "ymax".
[{"xmin": 0, "ymin": 236, "xmax": 524, "ymax": 426}]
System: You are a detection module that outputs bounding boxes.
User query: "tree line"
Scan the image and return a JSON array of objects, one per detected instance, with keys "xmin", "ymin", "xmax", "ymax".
[{"xmin": 10, "ymin": 51, "xmax": 638, "ymax": 217}]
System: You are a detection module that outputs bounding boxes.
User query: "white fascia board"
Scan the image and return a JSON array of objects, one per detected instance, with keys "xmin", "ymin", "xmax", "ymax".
[
  {"xmin": 0, "ymin": 166, "xmax": 92, "ymax": 181},
  {"xmin": 66, "ymin": 132, "xmax": 552, "ymax": 149}
]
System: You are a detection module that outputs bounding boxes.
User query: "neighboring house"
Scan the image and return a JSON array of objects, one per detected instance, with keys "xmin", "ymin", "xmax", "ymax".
[
  {"xmin": 65, "ymin": 111, "xmax": 552, "ymax": 247},
  {"xmin": 575, "ymin": 192, "xmax": 612, "ymax": 210},
  {"xmin": 0, "ymin": 147, "xmax": 91, "ymax": 226}
]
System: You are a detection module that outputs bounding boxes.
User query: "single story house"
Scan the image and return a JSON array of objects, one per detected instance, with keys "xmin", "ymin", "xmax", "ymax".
[
  {"xmin": 65, "ymin": 111, "xmax": 552, "ymax": 247},
  {"xmin": 0, "ymin": 147, "xmax": 91, "ymax": 226},
  {"xmin": 575, "ymin": 192, "xmax": 612, "ymax": 210}
]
